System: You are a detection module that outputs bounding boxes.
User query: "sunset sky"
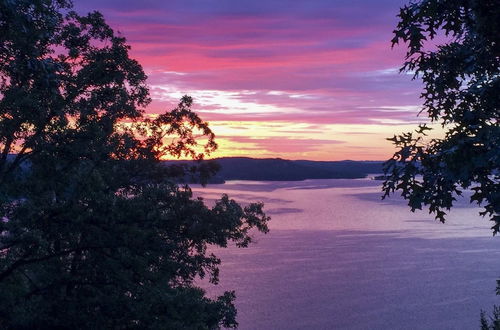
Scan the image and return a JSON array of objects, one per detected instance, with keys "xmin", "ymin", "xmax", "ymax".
[{"xmin": 76, "ymin": 0, "xmax": 427, "ymax": 161}]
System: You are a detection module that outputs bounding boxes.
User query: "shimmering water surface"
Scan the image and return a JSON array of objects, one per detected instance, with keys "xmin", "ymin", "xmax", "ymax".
[{"xmin": 192, "ymin": 179, "xmax": 499, "ymax": 330}]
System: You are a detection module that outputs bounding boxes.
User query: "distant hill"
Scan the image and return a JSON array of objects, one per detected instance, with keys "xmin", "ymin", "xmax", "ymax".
[
  {"xmin": 163, "ymin": 157, "xmax": 383, "ymax": 182},
  {"xmin": 7, "ymin": 154, "xmax": 383, "ymax": 182}
]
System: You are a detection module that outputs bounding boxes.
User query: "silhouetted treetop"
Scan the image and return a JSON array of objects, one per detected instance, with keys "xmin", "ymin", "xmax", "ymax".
[
  {"xmin": 0, "ymin": 1, "xmax": 269, "ymax": 328},
  {"xmin": 383, "ymin": 0, "xmax": 499, "ymax": 233}
]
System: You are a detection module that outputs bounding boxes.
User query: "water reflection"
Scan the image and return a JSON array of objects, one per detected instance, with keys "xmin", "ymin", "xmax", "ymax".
[
  {"xmin": 191, "ymin": 179, "xmax": 490, "ymax": 238},
  {"xmin": 192, "ymin": 179, "xmax": 498, "ymax": 329},
  {"xmin": 208, "ymin": 230, "xmax": 498, "ymax": 329}
]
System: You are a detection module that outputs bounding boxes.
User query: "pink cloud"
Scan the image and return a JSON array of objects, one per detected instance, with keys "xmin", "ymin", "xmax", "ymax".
[{"xmin": 220, "ymin": 136, "xmax": 344, "ymax": 153}]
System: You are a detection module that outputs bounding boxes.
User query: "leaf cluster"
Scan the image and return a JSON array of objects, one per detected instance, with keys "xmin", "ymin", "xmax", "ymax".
[{"xmin": 383, "ymin": 0, "xmax": 499, "ymax": 233}]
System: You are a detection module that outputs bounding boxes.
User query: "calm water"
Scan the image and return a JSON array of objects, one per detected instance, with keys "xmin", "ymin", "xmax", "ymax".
[{"xmin": 192, "ymin": 179, "xmax": 499, "ymax": 329}]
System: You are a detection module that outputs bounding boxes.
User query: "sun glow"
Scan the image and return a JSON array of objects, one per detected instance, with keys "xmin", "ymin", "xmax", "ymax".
[{"xmin": 75, "ymin": 0, "xmax": 431, "ymax": 162}]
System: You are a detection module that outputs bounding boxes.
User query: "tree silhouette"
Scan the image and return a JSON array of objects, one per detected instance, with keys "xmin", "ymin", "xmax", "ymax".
[
  {"xmin": 383, "ymin": 1, "xmax": 499, "ymax": 326},
  {"xmin": 0, "ymin": 0, "xmax": 269, "ymax": 328},
  {"xmin": 383, "ymin": 0, "xmax": 499, "ymax": 233}
]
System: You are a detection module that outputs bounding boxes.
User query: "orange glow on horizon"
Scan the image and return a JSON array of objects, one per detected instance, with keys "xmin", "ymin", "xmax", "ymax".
[{"xmin": 159, "ymin": 121, "xmax": 439, "ymax": 161}]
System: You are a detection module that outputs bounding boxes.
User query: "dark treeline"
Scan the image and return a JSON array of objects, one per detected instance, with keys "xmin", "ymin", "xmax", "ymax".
[{"xmin": 165, "ymin": 157, "xmax": 384, "ymax": 182}]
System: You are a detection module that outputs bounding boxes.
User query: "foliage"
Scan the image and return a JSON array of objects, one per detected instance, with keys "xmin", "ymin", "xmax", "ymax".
[
  {"xmin": 382, "ymin": 0, "xmax": 499, "ymax": 233},
  {"xmin": 0, "ymin": 0, "xmax": 269, "ymax": 328},
  {"xmin": 480, "ymin": 306, "xmax": 500, "ymax": 330}
]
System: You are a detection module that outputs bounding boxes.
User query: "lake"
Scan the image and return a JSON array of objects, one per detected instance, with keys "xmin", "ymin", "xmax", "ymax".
[{"xmin": 192, "ymin": 179, "xmax": 499, "ymax": 329}]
